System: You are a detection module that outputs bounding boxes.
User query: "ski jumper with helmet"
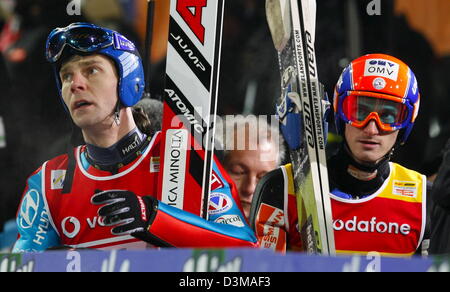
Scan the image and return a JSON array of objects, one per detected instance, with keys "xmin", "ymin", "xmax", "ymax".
[
  {"xmin": 13, "ymin": 23, "xmax": 257, "ymax": 252},
  {"xmin": 251, "ymin": 54, "xmax": 427, "ymax": 256},
  {"xmin": 45, "ymin": 22, "xmax": 145, "ymax": 107},
  {"xmin": 333, "ymin": 53, "xmax": 420, "ymax": 145}
]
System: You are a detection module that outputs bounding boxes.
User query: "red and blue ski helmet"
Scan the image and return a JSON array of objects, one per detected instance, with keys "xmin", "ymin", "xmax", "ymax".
[
  {"xmin": 46, "ymin": 22, "xmax": 145, "ymax": 107},
  {"xmin": 333, "ymin": 54, "xmax": 420, "ymax": 145}
]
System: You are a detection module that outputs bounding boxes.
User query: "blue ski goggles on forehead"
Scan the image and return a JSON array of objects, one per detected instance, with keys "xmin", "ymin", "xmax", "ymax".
[{"xmin": 46, "ymin": 23, "xmax": 116, "ymax": 63}]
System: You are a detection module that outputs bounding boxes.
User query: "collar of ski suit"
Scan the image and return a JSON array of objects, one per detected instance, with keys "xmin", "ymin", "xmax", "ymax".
[
  {"xmin": 85, "ymin": 127, "xmax": 148, "ymax": 173},
  {"xmin": 328, "ymin": 145, "xmax": 391, "ymax": 199}
]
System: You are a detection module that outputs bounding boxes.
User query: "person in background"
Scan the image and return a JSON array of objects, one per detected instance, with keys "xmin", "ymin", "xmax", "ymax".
[
  {"xmin": 133, "ymin": 98, "xmax": 163, "ymax": 137},
  {"xmin": 216, "ymin": 115, "xmax": 285, "ymax": 220},
  {"xmin": 0, "ymin": 53, "xmax": 12, "ymax": 232},
  {"xmin": 429, "ymin": 139, "xmax": 450, "ymax": 254}
]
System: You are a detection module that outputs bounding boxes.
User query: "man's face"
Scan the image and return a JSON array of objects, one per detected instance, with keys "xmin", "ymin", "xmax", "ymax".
[
  {"xmin": 345, "ymin": 121, "xmax": 399, "ymax": 164},
  {"xmin": 59, "ymin": 54, "xmax": 119, "ymax": 130},
  {"xmin": 223, "ymin": 140, "xmax": 278, "ymax": 219}
]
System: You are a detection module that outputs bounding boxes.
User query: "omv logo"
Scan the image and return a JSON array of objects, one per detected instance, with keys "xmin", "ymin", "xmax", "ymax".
[{"xmin": 20, "ymin": 189, "xmax": 40, "ymax": 229}]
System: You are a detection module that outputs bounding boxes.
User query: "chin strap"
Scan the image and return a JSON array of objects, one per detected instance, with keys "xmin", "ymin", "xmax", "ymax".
[
  {"xmin": 343, "ymin": 141, "xmax": 394, "ymax": 173},
  {"xmin": 114, "ymin": 101, "xmax": 121, "ymax": 126}
]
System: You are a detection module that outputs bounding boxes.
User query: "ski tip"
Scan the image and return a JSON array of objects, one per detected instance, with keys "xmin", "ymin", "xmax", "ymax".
[{"xmin": 266, "ymin": 0, "xmax": 291, "ymax": 52}]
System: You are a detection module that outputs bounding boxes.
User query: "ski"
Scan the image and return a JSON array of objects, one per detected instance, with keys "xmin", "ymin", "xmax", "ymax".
[
  {"xmin": 266, "ymin": 0, "xmax": 335, "ymax": 254},
  {"xmin": 158, "ymin": 0, "xmax": 225, "ymax": 218}
]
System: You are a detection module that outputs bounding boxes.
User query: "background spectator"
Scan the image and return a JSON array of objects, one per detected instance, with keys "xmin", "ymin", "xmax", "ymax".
[
  {"xmin": 0, "ymin": 53, "xmax": 12, "ymax": 231},
  {"xmin": 134, "ymin": 97, "xmax": 163, "ymax": 137},
  {"xmin": 215, "ymin": 115, "xmax": 286, "ymax": 219}
]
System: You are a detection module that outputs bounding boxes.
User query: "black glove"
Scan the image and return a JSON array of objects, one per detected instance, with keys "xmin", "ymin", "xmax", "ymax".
[{"xmin": 91, "ymin": 190, "xmax": 157, "ymax": 237}]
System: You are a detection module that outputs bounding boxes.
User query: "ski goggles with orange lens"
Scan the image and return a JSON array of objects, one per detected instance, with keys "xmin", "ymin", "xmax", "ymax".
[{"xmin": 341, "ymin": 94, "xmax": 410, "ymax": 132}]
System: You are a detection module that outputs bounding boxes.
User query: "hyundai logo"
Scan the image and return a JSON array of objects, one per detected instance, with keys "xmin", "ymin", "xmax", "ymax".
[{"xmin": 20, "ymin": 189, "xmax": 40, "ymax": 229}]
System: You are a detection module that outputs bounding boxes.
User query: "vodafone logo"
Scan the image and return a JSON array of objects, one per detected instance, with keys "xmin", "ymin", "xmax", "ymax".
[
  {"xmin": 62, "ymin": 217, "xmax": 81, "ymax": 239},
  {"xmin": 61, "ymin": 216, "xmax": 110, "ymax": 239},
  {"xmin": 333, "ymin": 216, "xmax": 411, "ymax": 236}
]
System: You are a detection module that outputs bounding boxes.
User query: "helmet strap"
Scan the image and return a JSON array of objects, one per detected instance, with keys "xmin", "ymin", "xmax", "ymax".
[
  {"xmin": 343, "ymin": 141, "xmax": 392, "ymax": 173},
  {"xmin": 114, "ymin": 100, "xmax": 121, "ymax": 126}
]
